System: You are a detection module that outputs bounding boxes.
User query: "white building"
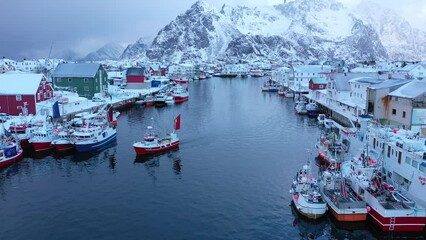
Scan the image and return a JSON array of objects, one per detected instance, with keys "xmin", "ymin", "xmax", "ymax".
[
  {"xmin": 290, "ymin": 64, "xmax": 331, "ymax": 93},
  {"xmin": 397, "ymin": 63, "xmax": 426, "ymax": 80}
]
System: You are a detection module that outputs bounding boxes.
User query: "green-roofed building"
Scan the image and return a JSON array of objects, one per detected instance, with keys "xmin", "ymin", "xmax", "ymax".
[{"xmin": 52, "ymin": 63, "xmax": 108, "ymax": 99}]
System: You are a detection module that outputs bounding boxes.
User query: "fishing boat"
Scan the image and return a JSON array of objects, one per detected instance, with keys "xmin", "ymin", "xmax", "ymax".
[
  {"xmin": 367, "ymin": 126, "xmax": 426, "ymax": 206},
  {"xmin": 284, "ymin": 89, "xmax": 294, "ymax": 98},
  {"xmin": 29, "ymin": 122, "xmax": 56, "ymax": 152},
  {"xmin": 144, "ymin": 95, "xmax": 155, "ymax": 107},
  {"xmin": 133, "ymin": 115, "xmax": 181, "ymax": 155},
  {"xmin": 0, "ymin": 136, "xmax": 24, "ymax": 168},
  {"xmin": 278, "ymin": 86, "xmax": 286, "ymax": 96},
  {"xmin": 346, "ymin": 154, "xmax": 426, "ymax": 232},
  {"xmin": 320, "ymin": 168, "xmax": 367, "ymax": 222},
  {"xmin": 261, "ymin": 78, "xmax": 280, "ymax": 92},
  {"xmin": 165, "ymin": 95, "xmax": 175, "ymax": 105},
  {"xmin": 154, "ymin": 92, "xmax": 167, "ymax": 107},
  {"xmin": 173, "ymin": 78, "xmax": 189, "ymax": 84},
  {"xmin": 295, "ymin": 101, "xmax": 307, "ymax": 115},
  {"xmin": 72, "ymin": 107, "xmax": 117, "ymax": 152},
  {"xmin": 317, "ymin": 114, "xmax": 326, "ymax": 125},
  {"xmin": 306, "ymin": 102, "xmax": 319, "ymax": 117},
  {"xmin": 173, "ymin": 85, "xmax": 189, "ymax": 103},
  {"xmin": 315, "ymin": 129, "xmax": 348, "ymax": 169},
  {"xmin": 51, "ymin": 127, "xmax": 74, "ymax": 152},
  {"xmin": 290, "ymin": 163, "xmax": 327, "ymax": 219}
]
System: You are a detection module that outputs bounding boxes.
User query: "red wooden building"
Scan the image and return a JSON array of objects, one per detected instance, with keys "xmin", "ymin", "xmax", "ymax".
[
  {"xmin": 309, "ymin": 78, "xmax": 328, "ymax": 90},
  {"xmin": 0, "ymin": 72, "xmax": 53, "ymax": 115},
  {"xmin": 148, "ymin": 64, "xmax": 167, "ymax": 77}
]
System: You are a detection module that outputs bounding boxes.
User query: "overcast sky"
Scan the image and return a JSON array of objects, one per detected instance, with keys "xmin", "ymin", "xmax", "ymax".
[{"xmin": 1, "ymin": 0, "xmax": 425, "ymax": 59}]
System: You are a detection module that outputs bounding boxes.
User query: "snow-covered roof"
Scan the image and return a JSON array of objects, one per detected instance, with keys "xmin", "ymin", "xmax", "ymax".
[
  {"xmin": 348, "ymin": 76, "xmax": 382, "ymax": 84},
  {"xmin": 389, "ymin": 80, "xmax": 426, "ymax": 99},
  {"xmin": 398, "ymin": 63, "xmax": 423, "ymax": 72},
  {"xmin": 293, "ymin": 65, "xmax": 332, "ymax": 73},
  {"xmin": 126, "ymin": 67, "xmax": 146, "ymax": 76},
  {"xmin": 337, "ymin": 93, "xmax": 365, "ymax": 109},
  {"xmin": 311, "ymin": 78, "xmax": 327, "ymax": 84},
  {"xmin": 350, "ymin": 67, "xmax": 378, "ymax": 73},
  {"xmin": 367, "ymin": 79, "xmax": 409, "ymax": 90},
  {"xmin": 53, "ymin": 63, "xmax": 101, "ymax": 78},
  {"xmin": 0, "ymin": 72, "xmax": 44, "ymax": 95}
]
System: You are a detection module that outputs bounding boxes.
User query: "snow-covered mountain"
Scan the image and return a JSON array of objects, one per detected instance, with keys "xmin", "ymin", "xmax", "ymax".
[
  {"xmin": 121, "ymin": 37, "xmax": 152, "ymax": 59},
  {"xmin": 82, "ymin": 43, "xmax": 125, "ymax": 61},
  {"xmin": 122, "ymin": 0, "xmax": 423, "ymax": 63},
  {"xmin": 354, "ymin": 0, "xmax": 426, "ymax": 61}
]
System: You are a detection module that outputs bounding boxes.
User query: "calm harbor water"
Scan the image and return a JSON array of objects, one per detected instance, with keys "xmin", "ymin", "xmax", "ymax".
[{"xmin": 0, "ymin": 77, "xmax": 418, "ymax": 239}]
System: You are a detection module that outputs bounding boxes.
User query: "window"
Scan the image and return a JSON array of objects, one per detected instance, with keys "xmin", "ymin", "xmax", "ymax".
[
  {"xmin": 37, "ymin": 93, "xmax": 40, "ymax": 101},
  {"xmin": 398, "ymin": 151, "xmax": 402, "ymax": 164},
  {"xmin": 412, "ymin": 160, "xmax": 419, "ymax": 169},
  {"xmin": 395, "ymin": 97, "xmax": 398, "ymax": 101},
  {"xmin": 405, "ymin": 157, "xmax": 411, "ymax": 165},
  {"xmin": 392, "ymin": 109, "xmax": 396, "ymax": 115},
  {"xmin": 84, "ymin": 78, "xmax": 88, "ymax": 83},
  {"xmin": 403, "ymin": 111, "xmax": 406, "ymax": 118},
  {"xmin": 84, "ymin": 86, "xmax": 89, "ymax": 91},
  {"xmin": 16, "ymin": 95, "xmax": 22, "ymax": 101},
  {"xmin": 68, "ymin": 78, "xmax": 72, "ymax": 82}
]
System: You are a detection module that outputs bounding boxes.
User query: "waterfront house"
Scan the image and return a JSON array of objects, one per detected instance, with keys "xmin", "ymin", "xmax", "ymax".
[
  {"xmin": 148, "ymin": 64, "xmax": 167, "ymax": 76},
  {"xmin": 366, "ymin": 79, "xmax": 409, "ymax": 123},
  {"xmin": 396, "ymin": 63, "xmax": 426, "ymax": 80},
  {"xmin": 289, "ymin": 65, "xmax": 332, "ymax": 94},
  {"xmin": 126, "ymin": 67, "xmax": 150, "ymax": 89},
  {"xmin": 0, "ymin": 72, "xmax": 53, "ymax": 115},
  {"xmin": 386, "ymin": 80, "xmax": 426, "ymax": 132},
  {"xmin": 15, "ymin": 59, "xmax": 41, "ymax": 72},
  {"xmin": 52, "ymin": 63, "xmax": 108, "ymax": 99},
  {"xmin": 107, "ymin": 70, "xmax": 126, "ymax": 86}
]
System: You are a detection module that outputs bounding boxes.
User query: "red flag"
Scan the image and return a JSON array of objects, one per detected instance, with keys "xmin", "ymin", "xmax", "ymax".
[
  {"xmin": 107, "ymin": 106, "xmax": 113, "ymax": 123},
  {"xmin": 174, "ymin": 114, "xmax": 181, "ymax": 130}
]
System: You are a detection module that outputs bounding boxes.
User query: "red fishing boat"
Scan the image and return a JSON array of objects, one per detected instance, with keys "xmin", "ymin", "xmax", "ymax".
[{"xmin": 133, "ymin": 115, "xmax": 181, "ymax": 155}]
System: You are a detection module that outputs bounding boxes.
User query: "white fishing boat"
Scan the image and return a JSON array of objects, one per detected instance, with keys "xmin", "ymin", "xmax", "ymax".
[{"xmin": 290, "ymin": 163, "xmax": 327, "ymax": 219}]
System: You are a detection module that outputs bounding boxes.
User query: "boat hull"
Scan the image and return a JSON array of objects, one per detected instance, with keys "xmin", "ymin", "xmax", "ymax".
[
  {"xmin": 31, "ymin": 141, "xmax": 53, "ymax": 152},
  {"xmin": 328, "ymin": 203, "xmax": 367, "ymax": 222},
  {"xmin": 174, "ymin": 96, "xmax": 188, "ymax": 103},
  {"xmin": 368, "ymin": 206, "xmax": 426, "ymax": 232},
  {"xmin": 134, "ymin": 140, "xmax": 179, "ymax": 155},
  {"xmin": 145, "ymin": 101, "xmax": 155, "ymax": 107},
  {"xmin": 20, "ymin": 138, "xmax": 31, "ymax": 149},
  {"xmin": 75, "ymin": 133, "xmax": 117, "ymax": 152},
  {"xmin": 0, "ymin": 149, "xmax": 24, "ymax": 168},
  {"xmin": 292, "ymin": 195, "xmax": 327, "ymax": 220},
  {"xmin": 52, "ymin": 143, "xmax": 74, "ymax": 151}
]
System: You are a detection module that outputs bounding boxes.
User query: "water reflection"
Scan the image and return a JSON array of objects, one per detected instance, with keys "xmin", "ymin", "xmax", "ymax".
[
  {"xmin": 290, "ymin": 202, "xmax": 329, "ymax": 239},
  {"xmin": 134, "ymin": 149, "xmax": 182, "ymax": 180}
]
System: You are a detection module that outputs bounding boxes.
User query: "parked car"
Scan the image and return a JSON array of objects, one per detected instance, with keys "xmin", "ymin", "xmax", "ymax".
[
  {"xmin": 0, "ymin": 113, "xmax": 10, "ymax": 122},
  {"xmin": 91, "ymin": 97, "xmax": 106, "ymax": 102}
]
